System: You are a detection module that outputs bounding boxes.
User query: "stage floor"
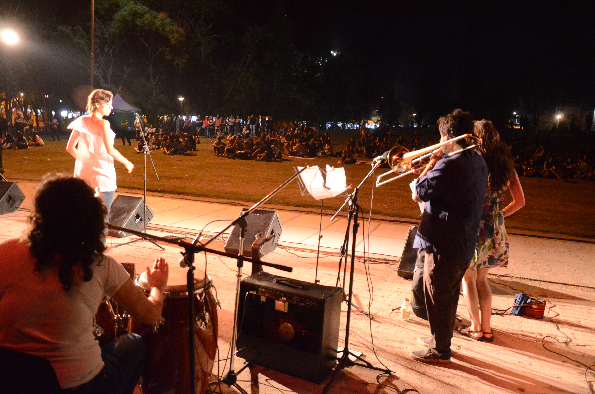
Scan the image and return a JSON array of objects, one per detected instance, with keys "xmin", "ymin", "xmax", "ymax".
[{"xmin": 2, "ymin": 180, "xmax": 594, "ymax": 394}]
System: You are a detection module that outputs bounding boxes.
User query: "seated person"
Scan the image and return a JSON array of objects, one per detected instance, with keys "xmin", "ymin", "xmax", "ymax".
[
  {"xmin": 163, "ymin": 135, "xmax": 177, "ymax": 155},
  {"xmin": 340, "ymin": 145, "xmax": 356, "ymax": 164},
  {"xmin": 28, "ymin": 130, "xmax": 45, "ymax": 147},
  {"xmin": 213, "ymin": 136, "xmax": 225, "ymax": 156},
  {"xmin": 2, "ymin": 133, "xmax": 16, "ymax": 150},
  {"xmin": 0, "ymin": 174, "xmax": 168, "ymax": 393},
  {"xmin": 15, "ymin": 131, "xmax": 29, "ymax": 149}
]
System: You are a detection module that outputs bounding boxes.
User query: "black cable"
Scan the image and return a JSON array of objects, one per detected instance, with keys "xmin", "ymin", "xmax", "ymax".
[
  {"xmin": 539, "ymin": 302, "xmax": 595, "ymax": 394},
  {"xmin": 376, "ymin": 373, "xmax": 421, "ymax": 393}
]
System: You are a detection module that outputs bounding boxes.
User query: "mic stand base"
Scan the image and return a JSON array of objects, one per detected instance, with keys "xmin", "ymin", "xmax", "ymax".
[
  {"xmin": 206, "ymin": 358, "xmax": 251, "ymax": 394},
  {"xmin": 323, "ymin": 350, "xmax": 390, "ymax": 394}
]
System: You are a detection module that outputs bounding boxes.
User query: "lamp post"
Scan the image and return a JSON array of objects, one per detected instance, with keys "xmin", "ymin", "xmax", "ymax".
[
  {"xmin": 178, "ymin": 97, "xmax": 184, "ymax": 131},
  {"xmin": 1, "ymin": 28, "xmax": 20, "ymax": 138},
  {"xmin": 556, "ymin": 114, "xmax": 562, "ymax": 128},
  {"xmin": 91, "ymin": 0, "xmax": 95, "ymax": 88}
]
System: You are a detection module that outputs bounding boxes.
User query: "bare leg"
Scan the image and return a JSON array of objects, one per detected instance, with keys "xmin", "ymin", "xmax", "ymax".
[
  {"xmin": 462, "ymin": 268, "xmax": 482, "ymax": 333},
  {"xmin": 476, "ymin": 267, "xmax": 493, "ymax": 335}
]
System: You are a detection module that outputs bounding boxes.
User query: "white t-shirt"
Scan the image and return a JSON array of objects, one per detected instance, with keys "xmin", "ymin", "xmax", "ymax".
[
  {"xmin": 0, "ymin": 238, "xmax": 130, "ymax": 389},
  {"xmin": 67, "ymin": 116, "xmax": 117, "ymax": 192}
]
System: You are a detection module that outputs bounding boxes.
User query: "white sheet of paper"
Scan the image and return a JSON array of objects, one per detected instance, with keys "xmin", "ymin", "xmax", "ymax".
[{"xmin": 298, "ymin": 165, "xmax": 348, "ymax": 200}]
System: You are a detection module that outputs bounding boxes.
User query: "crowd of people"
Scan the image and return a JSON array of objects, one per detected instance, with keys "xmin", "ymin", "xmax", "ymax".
[
  {"xmin": 1, "ymin": 110, "xmax": 594, "ymax": 182},
  {"xmin": 512, "ymin": 143, "xmax": 594, "ymax": 181}
]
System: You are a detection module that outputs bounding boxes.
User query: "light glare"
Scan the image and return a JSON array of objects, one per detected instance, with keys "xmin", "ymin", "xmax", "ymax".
[{"xmin": 1, "ymin": 29, "xmax": 19, "ymax": 45}]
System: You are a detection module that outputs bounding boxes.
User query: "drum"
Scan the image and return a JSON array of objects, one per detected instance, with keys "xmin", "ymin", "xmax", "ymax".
[{"xmin": 132, "ymin": 272, "xmax": 219, "ymax": 394}]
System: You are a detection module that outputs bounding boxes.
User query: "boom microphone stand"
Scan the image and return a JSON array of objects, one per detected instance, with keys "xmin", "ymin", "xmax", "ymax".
[
  {"xmin": 323, "ymin": 160, "xmax": 391, "ymax": 394},
  {"xmin": 106, "ymin": 222, "xmax": 291, "ymax": 394},
  {"xmin": 178, "ymin": 168, "xmax": 306, "ymax": 393}
]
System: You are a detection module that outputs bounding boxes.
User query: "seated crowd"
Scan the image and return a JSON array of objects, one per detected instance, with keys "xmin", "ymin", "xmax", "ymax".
[
  {"xmin": 514, "ymin": 143, "xmax": 594, "ymax": 181},
  {"xmin": 2, "ymin": 113, "xmax": 593, "ymax": 181},
  {"xmin": 1, "ymin": 130, "xmax": 45, "ymax": 150}
]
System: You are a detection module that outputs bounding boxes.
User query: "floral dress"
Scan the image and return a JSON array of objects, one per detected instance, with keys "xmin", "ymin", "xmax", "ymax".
[{"xmin": 471, "ymin": 182, "xmax": 509, "ymax": 269}]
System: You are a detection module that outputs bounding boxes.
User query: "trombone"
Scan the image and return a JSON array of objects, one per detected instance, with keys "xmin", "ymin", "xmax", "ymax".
[{"xmin": 375, "ymin": 134, "xmax": 480, "ymax": 187}]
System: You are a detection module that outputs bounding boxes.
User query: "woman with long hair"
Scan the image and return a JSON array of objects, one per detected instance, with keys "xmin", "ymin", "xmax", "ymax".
[
  {"xmin": 66, "ymin": 89, "xmax": 134, "ymax": 213},
  {"xmin": 0, "ymin": 174, "xmax": 168, "ymax": 392},
  {"xmin": 459, "ymin": 120, "xmax": 525, "ymax": 342}
]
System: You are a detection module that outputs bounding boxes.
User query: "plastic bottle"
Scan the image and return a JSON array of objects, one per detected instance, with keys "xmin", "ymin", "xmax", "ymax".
[{"xmin": 400, "ymin": 298, "xmax": 411, "ymax": 320}]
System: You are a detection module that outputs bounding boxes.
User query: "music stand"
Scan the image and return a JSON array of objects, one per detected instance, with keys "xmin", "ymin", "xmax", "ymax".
[
  {"xmin": 323, "ymin": 161, "xmax": 392, "ymax": 393},
  {"xmin": 294, "ymin": 165, "xmax": 349, "ymax": 283}
]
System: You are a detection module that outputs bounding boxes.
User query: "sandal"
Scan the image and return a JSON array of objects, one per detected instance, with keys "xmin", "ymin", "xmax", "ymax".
[
  {"xmin": 481, "ymin": 331, "xmax": 494, "ymax": 343},
  {"xmin": 456, "ymin": 325, "xmax": 484, "ymax": 341}
]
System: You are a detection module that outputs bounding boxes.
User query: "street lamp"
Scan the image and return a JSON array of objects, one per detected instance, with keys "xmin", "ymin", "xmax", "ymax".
[
  {"xmin": 2, "ymin": 28, "xmax": 21, "ymax": 137},
  {"xmin": 178, "ymin": 96, "xmax": 184, "ymax": 113},
  {"xmin": 1, "ymin": 29, "xmax": 19, "ymax": 45},
  {"xmin": 556, "ymin": 114, "xmax": 562, "ymax": 128}
]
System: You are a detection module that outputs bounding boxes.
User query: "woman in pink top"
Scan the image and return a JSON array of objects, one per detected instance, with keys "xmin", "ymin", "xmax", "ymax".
[{"xmin": 66, "ymin": 89, "xmax": 134, "ymax": 212}]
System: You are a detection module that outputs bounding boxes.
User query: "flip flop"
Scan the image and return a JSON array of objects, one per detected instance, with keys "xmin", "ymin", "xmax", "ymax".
[
  {"xmin": 482, "ymin": 331, "xmax": 494, "ymax": 342},
  {"xmin": 456, "ymin": 325, "xmax": 484, "ymax": 341}
]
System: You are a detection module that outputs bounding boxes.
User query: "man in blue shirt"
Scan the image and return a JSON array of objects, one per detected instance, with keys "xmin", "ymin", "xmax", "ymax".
[{"xmin": 410, "ymin": 109, "xmax": 488, "ymax": 363}]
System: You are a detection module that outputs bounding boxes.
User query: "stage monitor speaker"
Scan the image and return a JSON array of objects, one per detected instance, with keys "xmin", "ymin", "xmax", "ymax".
[
  {"xmin": 224, "ymin": 209, "xmax": 281, "ymax": 259},
  {"xmin": 0, "ymin": 182, "xmax": 25, "ymax": 215},
  {"xmin": 108, "ymin": 195, "xmax": 153, "ymax": 237},
  {"xmin": 398, "ymin": 225, "xmax": 418, "ymax": 280},
  {"xmin": 236, "ymin": 271, "xmax": 341, "ymax": 384}
]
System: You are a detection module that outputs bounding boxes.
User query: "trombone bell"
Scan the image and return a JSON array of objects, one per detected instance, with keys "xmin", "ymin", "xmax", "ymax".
[{"xmin": 375, "ymin": 134, "xmax": 479, "ymax": 187}]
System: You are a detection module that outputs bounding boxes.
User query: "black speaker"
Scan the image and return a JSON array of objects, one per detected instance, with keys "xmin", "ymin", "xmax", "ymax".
[
  {"xmin": 108, "ymin": 195, "xmax": 153, "ymax": 237},
  {"xmin": 224, "ymin": 209, "xmax": 282, "ymax": 259},
  {"xmin": 236, "ymin": 271, "xmax": 342, "ymax": 383},
  {"xmin": 0, "ymin": 182, "xmax": 25, "ymax": 215},
  {"xmin": 398, "ymin": 225, "xmax": 418, "ymax": 279}
]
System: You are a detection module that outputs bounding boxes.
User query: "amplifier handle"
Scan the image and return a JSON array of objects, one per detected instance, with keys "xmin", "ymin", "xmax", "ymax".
[{"xmin": 274, "ymin": 278, "xmax": 304, "ymax": 290}]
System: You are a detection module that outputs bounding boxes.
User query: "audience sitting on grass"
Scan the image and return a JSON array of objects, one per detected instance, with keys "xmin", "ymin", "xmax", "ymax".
[{"xmin": 1, "ymin": 114, "xmax": 592, "ymax": 182}]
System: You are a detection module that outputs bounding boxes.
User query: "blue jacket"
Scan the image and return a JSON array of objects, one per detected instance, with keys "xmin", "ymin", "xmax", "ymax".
[{"xmin": 413, "ymin": 149, "xmax": 488, "ymax": 264}]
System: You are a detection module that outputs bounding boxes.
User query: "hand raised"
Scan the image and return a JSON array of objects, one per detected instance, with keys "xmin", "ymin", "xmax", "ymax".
[{"xmin": 145, "ymin": 257, "xmax": 168, "ymax": 292}]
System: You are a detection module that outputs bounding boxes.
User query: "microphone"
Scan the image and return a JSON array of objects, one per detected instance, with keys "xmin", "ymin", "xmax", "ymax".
[
  {"xmin": 373, "ymin": 150, "xmax": 390, "ymax": 163},
  {"xmin": 179, "ymin": 253, "xmax": 189, "ymax": 268}
]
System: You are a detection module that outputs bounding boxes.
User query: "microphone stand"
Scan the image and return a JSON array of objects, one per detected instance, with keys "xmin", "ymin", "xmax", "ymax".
[
  {"xmin": 324, "ymin": 160, "xmax": 391, "ymax": 394},
  {"xmin": 112, "ymin": 122, "xmax": 162, "ymax": 250},
  {"xmin": 193, "ymin": 168, "xmax": 306, "ymax": 393},
  {"xmin": 106, "ymin": 223, "xmax": 292, "ymax": 394}
]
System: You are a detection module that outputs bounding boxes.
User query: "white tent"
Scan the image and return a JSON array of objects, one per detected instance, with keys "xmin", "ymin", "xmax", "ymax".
[{"xmin": 112, "ymin": 93, "xmax": 139, "ymax": 113}]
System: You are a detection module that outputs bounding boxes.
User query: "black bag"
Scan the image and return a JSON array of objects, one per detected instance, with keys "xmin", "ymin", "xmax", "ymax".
[{"xmin": 511, "ymin": 292, "xmax": 531, "ymax": 316}]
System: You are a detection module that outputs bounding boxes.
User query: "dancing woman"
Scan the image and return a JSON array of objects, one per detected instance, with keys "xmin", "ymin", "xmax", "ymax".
[{"xmin": 66, "ymin": 89, "xmax": 134, "ymax": 213}]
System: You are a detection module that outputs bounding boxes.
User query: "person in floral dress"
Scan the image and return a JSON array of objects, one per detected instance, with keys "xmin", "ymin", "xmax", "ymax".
[{"xmin": 459, "ymin": 120, "xmax": 525, "ymax": 342}]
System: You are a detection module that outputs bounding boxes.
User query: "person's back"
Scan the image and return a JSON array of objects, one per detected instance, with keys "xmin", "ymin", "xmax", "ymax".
[{"xmin": 0, "ymin": 238, "xmax": 124, "ymax": 388}]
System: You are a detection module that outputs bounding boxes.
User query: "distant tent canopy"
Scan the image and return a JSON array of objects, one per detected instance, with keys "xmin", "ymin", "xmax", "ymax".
[
  {"xmin": 110, "ymin": 93, "xmax": 141, "ymax": 133},
  {"xmin": 112, "ymin": 93, "xmax": 139, "ymax": 113}
]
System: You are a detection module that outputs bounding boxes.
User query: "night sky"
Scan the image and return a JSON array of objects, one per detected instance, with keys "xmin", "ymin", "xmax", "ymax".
[
  {"xmin": 297, "ymin": 1, "xmax": 595, "ymax": 114},
  {"xmin": 2, "ymin": 1, "xmax": 594, "ymax": 120}
]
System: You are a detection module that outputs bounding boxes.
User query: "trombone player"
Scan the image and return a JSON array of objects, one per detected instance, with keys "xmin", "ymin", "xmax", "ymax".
[{"xmin": 409, "ymin": 109, "xmax": 488, "ymax": 363}]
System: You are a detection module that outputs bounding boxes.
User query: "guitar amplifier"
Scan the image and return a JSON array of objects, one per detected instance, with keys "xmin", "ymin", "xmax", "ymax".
[
  {"xmin": 398, "ymin": 225, "xmax": 418, "ymax": 279},
  {"xmin": 236, "ymin": 271, "xmax": 342, "ymax": 383}
]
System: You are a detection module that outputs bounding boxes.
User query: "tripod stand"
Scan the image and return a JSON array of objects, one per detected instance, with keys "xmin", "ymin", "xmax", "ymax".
[
  {"xmin": 189, "ymin": 169, "xmax": 305, "ymax": 393},
  {"xmin": 323, "ymin": 161, "xmax": 391, "ymax": 393},
  {"xmin": 112, "ymin": 122, "xmax": 162, "ymax": 249}
]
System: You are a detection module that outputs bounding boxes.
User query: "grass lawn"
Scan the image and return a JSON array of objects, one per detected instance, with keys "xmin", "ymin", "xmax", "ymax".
[{"xmin": 2, "ymin": 132, "xmax": 594, "ymax": 240}]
